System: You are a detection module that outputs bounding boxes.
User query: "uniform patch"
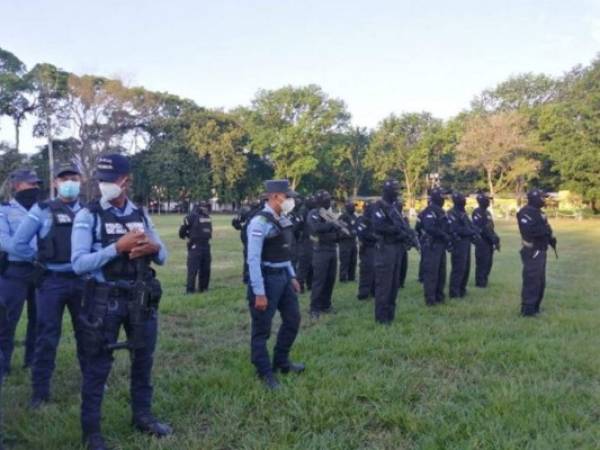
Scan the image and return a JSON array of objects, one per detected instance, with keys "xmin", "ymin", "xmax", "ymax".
[
  {"xmin": 251, "ymin": 230, "xmax": 264, "ymax": 237},
  {"xmin": 375, "ymin": 211, "xmax": 384, "ymax": 218},
  {"xmin": 56, "ymin": 213, "xmax": 72, "ymax": 224}
]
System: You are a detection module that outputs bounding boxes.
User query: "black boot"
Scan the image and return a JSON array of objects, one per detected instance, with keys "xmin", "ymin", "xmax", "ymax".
[
  {"xmin": 133, "ymin": 414, "xmax": 173, "ymax": 438},
  {"xmin": 259, "ymin": 373, "xmax": 281, "ymax": 390},
  {"xmin": 274, "ymin": 362, "xmax": 305, "ymax": 374}
]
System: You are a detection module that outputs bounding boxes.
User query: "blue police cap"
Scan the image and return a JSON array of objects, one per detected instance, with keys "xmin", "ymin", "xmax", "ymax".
[
  {"xmin": 54, "ymin": 163, "xmax": 81, "ymax": 178},
  {"xmin": 96, "ymin": 154, "xmax": 130, "ymax": 182},
  {"xmin": 264, "ymin": 179, "xmax": 297, "ymax": 197},
  {"xmin": 10, "ymin": 168, "xmax": 41, "ymax": 184}
]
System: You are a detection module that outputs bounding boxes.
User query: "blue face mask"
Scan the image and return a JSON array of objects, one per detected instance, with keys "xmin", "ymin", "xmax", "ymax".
[{"xmin": 58, "ymin": 180, "xmax": 81, "ymax": 199}]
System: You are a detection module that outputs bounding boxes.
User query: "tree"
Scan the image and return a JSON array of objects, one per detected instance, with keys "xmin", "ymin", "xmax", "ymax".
[
  {"xmin": 331, "ymin": 127, "xmax": 371, "ymax": 198},
  {"xmin": 538, "ymin": 57, "xmax": 600, "ymax": 212},
  {"xmin": 240, "ymin": 85, "xmax": 351, "ymax": 189},
  {"xmin": 455, "ymin": 111, "xmax": 538, "ymax": 200},
  {"xmin": 27, "ymin": 63, "xmax": 69, "ymax": 198},
  {"xmin": 0, "ymin": 47, "xmax": 33, "ymax": 152},
  {"xmin": 365, "ymin": 112, "xmax": 441, "ymax": 207}
]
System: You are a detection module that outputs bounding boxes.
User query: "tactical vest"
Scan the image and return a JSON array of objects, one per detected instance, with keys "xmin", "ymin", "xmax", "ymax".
[
  {"xmin": 257, "ymin": 211, "xmax": 294, "ymax": 263},
  {"xmin": 189, "ymin": 213, "xmax": 212, "ymax": 243},
  {"xmin": 37, "ymin": 200, "xmax": 77, "ymax": 264},
  {"xmin": 90, "ymin": 201, "xmax": 150, "ymax": 281}
]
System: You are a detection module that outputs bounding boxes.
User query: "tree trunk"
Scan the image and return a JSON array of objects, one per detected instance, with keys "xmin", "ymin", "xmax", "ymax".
[
  {"xmin": 352, "ymin": 184, "xmax": 358, "ymax": 199},
  {"xmin": 14, "ymin": 121, "xmax": 20, "ymax": 153},
  {"xmin": 591, "ymin": 198, "xmax": 599, "ymax": 214},
  {"xmin": 486, "ymin": 169, "xmax": 495, "ymax": 205},
  {"xmin": 46, "ymin": 112, "xmax": 55, "ymax": 199},
  {"xmin": 404, "ymin": 173, "xmax": 414, "ymax": 208}
]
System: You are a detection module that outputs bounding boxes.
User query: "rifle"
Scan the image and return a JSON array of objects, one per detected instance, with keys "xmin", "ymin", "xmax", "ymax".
[
  {"xmin": 318, "ymin": 208, "xmax": 352, "ymax": 238},
  {"xmin": 107, "ymin": 258, "xmax": 153, "ymax": 352},
  {"xmin": 550, "ymin": 238, "xmax": 558, "ymax": 259}
]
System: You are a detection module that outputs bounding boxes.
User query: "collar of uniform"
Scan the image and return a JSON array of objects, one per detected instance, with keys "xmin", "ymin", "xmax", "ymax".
[
  {"xmin": 263, "ymin": 203, "xmax": 280, "ymax": 219},
  {"xmin": 10, "ymin": 198, "xmax": 28, "ymax": 212},
  {"xmin": 99, "ymin": 197, "xmax": 137, "ymax": 213}
]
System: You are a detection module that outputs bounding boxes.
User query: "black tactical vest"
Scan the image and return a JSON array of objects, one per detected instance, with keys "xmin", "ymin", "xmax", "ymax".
[
  {"xmin": 37, "ymin": 200, "xmax": 77, "ymax": 264},
  {"xmin": 189, "ymin": 213, "xmax": 212, "ymax": 243},
  {"xmin": 257, "ymin": 211, "xmax": 294, "ymax": 263},
  {"xmin": 90, "ymin": 201, "xmax": 150, "ymax": 281}
]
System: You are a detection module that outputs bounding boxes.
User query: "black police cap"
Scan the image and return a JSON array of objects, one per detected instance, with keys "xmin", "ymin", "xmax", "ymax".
[
  {"xmin": 96, "ymin": 153, "xmax": 130, "ymax": 182},
  {"xmin": 264, "ymin": 179, "xmax": 297, "ymax": 197},
  {"xmin": 9, "ymin": 168, "xmax": 41, "ymax": 184}
]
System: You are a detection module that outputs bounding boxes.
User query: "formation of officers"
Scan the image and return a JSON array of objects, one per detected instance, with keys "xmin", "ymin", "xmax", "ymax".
[{"xmin": 0, "ymin": 160, "xmax": 557, "ymax": 448}]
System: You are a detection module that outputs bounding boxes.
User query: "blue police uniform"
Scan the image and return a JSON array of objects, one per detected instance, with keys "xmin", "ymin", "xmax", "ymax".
[
  {"xmin": 12, "ymin": 199, "xmax": 86, "ymax": 402},
  {"xmin": 0, "ymin": 198, "xmax": 38, "ymax": 373},
  {"xmin": 246, "ymin": 196, "xmax": 301, "ymax": 381},
  {"xmin": 71, "ymin": 196, "xmax": 167, "ymax": 438}
]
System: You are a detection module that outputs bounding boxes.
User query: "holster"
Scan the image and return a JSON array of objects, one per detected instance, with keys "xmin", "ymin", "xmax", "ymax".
[
  {"xmin": 27, "ymin": 261, "xmax": 47, "ymax": 287},
  {"xmin": 79, "ymin": 278, "xmax": 109, "ymax": 357}
]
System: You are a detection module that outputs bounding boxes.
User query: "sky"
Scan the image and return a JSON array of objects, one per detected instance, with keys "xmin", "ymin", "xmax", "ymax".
[{"xmin": 1, "ymin": 0, "xmax": 600, "ymax": 152}]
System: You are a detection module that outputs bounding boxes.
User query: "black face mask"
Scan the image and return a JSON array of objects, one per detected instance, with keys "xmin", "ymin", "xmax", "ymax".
[
  {"xmin": 383, "ymin": 190, "xmax": 398, "ymax": 204},
  {"xmin": 528, "ymin": 197, "xmax": 545, "ymax": 209},
  {"xmin": 15, "ymin": 188, "xmax": 40, "ymax": 210},
  {"xmin": 346, "ymin": 205, "xmax": 356, "ymax": 215},
  {"xmin": 454, "ymin": 198, "xmax": 466, "ymax": 212},
  {"xmin": 478, "ymin": 198, "xmax": 490, "ymax": 209},
  {"xmin": 322, "ymin": 199, "xmax": 332, "ymax": 209}
]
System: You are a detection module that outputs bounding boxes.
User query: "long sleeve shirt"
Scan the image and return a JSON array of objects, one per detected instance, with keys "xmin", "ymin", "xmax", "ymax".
[{"xmin": 0, "ymin": 199, "xmax": 36, "ymax": 262}]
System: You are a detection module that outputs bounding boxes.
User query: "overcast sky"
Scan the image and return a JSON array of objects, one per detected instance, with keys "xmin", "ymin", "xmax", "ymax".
[{"xmin": 1, "ymin": 0, "xmax": 599, "ymax": 152}]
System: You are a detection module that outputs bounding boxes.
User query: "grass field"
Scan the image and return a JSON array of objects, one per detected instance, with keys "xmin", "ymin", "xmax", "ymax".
[{"xmin": 3, "ymin": 215, "xmax": 600, "ymax": 450}]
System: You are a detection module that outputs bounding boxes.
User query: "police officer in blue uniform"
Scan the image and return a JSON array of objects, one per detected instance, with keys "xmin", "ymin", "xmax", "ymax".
[
  {"xmin": 356, "ymin": 202, "xmax": 377, "ymax": 300},
  {"xmin": 246, "ymin": 179, "xmax": 303, "ymax": 390},
  {"xmin": 472, "ymin": 192, "xmax": 500, "ymax": 287},
  {"xmin": 71, "ymin": 154, "xmax": 172, "ymax": 450},
  {"xmin": 11, "ymin": 163, "xmax": 86, "ymax": 408},
  {"xmin": 179, "ymin": 201, "xmax": 212, "ymax": 293},
  {"xmin": 447, "ymin": 192, "xmax": 478, "ymax": 298},
  {"xmin": 0, "ymin": 168, "xmax": 40, "ymax": 375},
  {"xmin": 517, "ymin": 189, "xmax": 556, "ymax": 316},
  {"xmin": 420, "ymin": 188, "xmax": 451, "ymax": 306}
]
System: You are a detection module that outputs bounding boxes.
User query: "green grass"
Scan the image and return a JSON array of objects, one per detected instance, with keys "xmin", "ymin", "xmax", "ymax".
[{"xmin": 3, "ymin": 215, "xmax": 600, "ymax": 449}]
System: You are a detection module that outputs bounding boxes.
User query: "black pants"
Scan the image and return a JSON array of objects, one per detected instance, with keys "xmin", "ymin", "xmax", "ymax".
[
  {"xmin": 186, "ymin": 243, "xmax": 211, "ymax": 292},
  {"xmin": 358, "ymin": 244, "xmax": 376, "ymax": 299},
  {"xmin": 297, "ymin": 240, "xmax": 313, "ymax": 291},
  {"xmin": 247, "ymin": 269, "xmax": 301, "ymax": 376},
  {"xmin": 422, "ymin": 241, "xmax": 447, "ymax": 305},
  {"xmin": 374, "ymin": 242, "xmax": 402, "ymax": 323},
  {"xmin": 474, "ymin": 241, "xmax": 494, "ymax": 287},
  {"xmin": 310, "ymin": 246, "xmax": 337, "ymax": 313},
  {"xmin": 399, "ymin": 247, "xmax": 408, "ymax": 288},
  {"xmin": 449, "ymin": 238, "xmax": 471, "ymax": 298},
  {"xmin": 520, "ymin": 247, "xmax": 547, "ymax": 315},
  {"xmin": 338, "ymin": 239, "xmax": 357, "ymax": 282}
]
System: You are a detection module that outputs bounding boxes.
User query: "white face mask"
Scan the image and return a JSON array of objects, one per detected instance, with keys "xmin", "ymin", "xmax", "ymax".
[
  {"xmin": 281, "ymin": 197, "xmax": 295, "ymax": 215},
  {"xmin": 99, "ymin": 182, "xmax": 123, "ymax": 202}
]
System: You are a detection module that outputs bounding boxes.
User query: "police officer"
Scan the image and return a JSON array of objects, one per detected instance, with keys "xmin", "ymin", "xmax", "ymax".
[
  {"xmin": 472, "ymin": 192, "xmax": 500, "ymax": 288},
  {"xmin": 372, "ymin": 180, "xmax": 408, "ymax": 323},
  {"xmin": 0, "ymin": 168, "xmax": 40, "ymax": 375},
  {"xmin": 447, "ymin": 192, "xmax": 478, "ymax": 298},
  {"xmin": 356, "ymin": 202, "xmax": 377, "ymax": 300},
  {"xmin": 338, "ymin": 201, "xmax": 358, "ymax": 282},
  {"xmin": 71, "ymin": 154, "xmax": 171, "ymax": 449},
  {"xmin": 296, "ymin": 194, "xmax": 316, "ymax": 293},
  {"xmin": 246, "ymin": 179, "xmax": 303, "ymax": 389},
  {"xmin": 232, "ymin": 198, "xmax": 264, "ymax": 284},
  {"xmin": 287, "ymin": 196, "xmax": 305, "ymax": 272},
  {"xmin": 420, "ymin": 188, "xmax": 451, "ymax": 306},
  {"xmin": 11, "ymin": 164, "xmax": 86, "ymax": 408},
  {"xmin": 517, "ymin": 189, "xmax": 556, "ymax": 316},
  {"xmin": 179, "ymin": 201, "xmax": 212, "ymax": 293},
  {"xmin": 396, "ymin": 199, "xmax": 411, "ymax": 289},
  {"xmin": 307, "ymin": 190, "xmax": 340, "ymax": 318}
]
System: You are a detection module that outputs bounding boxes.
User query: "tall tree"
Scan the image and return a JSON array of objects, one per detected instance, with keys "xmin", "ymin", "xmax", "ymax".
[
  {"xmin": 455, "ymin": 111, "xmax": 538, "ymax": 200},
  {"xmin": 239, "ymin": 85, "xmax": 351, "ymax": 189},
  {"xmin": 331, "ymin": 127, "xmax": 371, "ymax": 198},
  {"xmin": 365, "ymin": 112, "xmax": 441, "ymax": 207}
]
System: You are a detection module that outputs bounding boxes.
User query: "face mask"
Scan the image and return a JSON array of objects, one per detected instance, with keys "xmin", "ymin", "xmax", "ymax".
[
  {"xmin": 58, "ymin": 180, "xmax": 80, "ymax": 199},
  {"xmin": 281, "ymin": 197, "xmax": 295, "ymax": 215},
  {"xmin": 478, "ymin": 198, "xmax": 490, "ymax": 209},
  {"xmin": 99, "ymin": 182, "xmax": 123, "ymax": 202},
  {"xmin": 322, "ymin": 199, "xmax": 332, "ymax": 210},
  {"xmin": 15, "ymin": 188, "xmax": 40, "ymax": 210}
]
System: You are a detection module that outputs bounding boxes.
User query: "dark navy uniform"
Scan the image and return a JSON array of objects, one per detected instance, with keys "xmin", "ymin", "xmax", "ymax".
[
  {"xmin": 180, "ymin": 204, "xmax": 212, "ymax": 293},
  {"xmin": 338, "ymin": 203, "xmax": 358, "ymax": 282},
  {"xmin": 356, "ymin": 204, "xmax": 377, "ymax": 300},
  {"xmin": 307, "ymin": 191, "xmax": 339, "ymax": 316},
  {"xmin": 296, "ymin": 196, "xmax": 316, "ymax": 293},
  {"xmin": 472, "ymin": 193, "xmax": 500, "ymax": 287},
  {"xmin": 288, "ymin": 200, "xmax": 305, "ymax": 272},
  {"xmin": 246, "ymin": 180, "xmax": 302, "ymax": 388},
  {"xmin": 0, "ymin": 169, "xmax": 41, "ymax": 374},
  {"xmin": 12, "ymin": 196, "xmax": 86, "ymax": 405},
  {"xmin": 517, "ymin": 189, "xmax": 555, "ymax": 316},
  {"xmin": 420, "ymin": 189, "xmax": 450, "ymax": 306},
  {"xmin": 396, "ymin": 202, "xmax": 412, "ymax": 288},
  {"xmin": 71, "ymin": 154, "xmax": 171, "ymax": 449},
  {"xmin": 447, "ymin": 193, "xmax": 477, "ymax": 298}
]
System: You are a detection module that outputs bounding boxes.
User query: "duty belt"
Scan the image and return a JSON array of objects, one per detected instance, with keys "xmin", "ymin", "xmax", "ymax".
[{"xmin": 521, "ymin": 240, "xmax": 534, "ymax": 249}]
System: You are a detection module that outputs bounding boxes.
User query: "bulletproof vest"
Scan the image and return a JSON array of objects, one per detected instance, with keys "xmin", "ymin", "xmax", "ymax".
[
  {"xmin": 422, "ymin": 204, "xmax": 449, "ymax": 241},
  {"xmin": 90, "ymin": 201, "xmax": 150, "ymax": 281},
  {"xmin": 339, "ymin": 212, "xmax": 357, "ymax": 241},
  {"xmin": 355, "ymin": 215, "xmax": 376, "ymax": 244},
  {"xmin": 517, "ymin": 205, "xmax": 549, "ymax": 250},
  {"xmin": 188, "ymin": 213, "xmax": 212, "ymax": 243},
  {"xmin": 37, "ymin": 200, "xmax": 76, "ymax": 264},
  {"xmin": 257, "ymin": 211, "xmax": 294, "ymax": 263}
]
